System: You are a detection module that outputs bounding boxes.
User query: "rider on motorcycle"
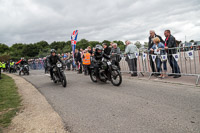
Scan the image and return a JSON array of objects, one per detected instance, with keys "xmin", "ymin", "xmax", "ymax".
[
  {"xmin": 93, "ymin": 45, "xmax": 110, "ymax": 79},
  {"xmin": 47, "ymin": 49, "xmax": 65, "ymax": 80},
  {"xmin": 16, "ymin": 58, "xmax": 28, "ymax": 73}
]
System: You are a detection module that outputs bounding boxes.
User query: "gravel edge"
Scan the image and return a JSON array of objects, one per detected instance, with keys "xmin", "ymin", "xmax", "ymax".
[{"xmin": 5, "ymin": 73, "xmax": 67, "ymax": 133}]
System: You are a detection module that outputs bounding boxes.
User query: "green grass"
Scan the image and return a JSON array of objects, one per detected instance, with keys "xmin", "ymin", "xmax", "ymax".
[{"xmin": 0, "ymin": 74, "xmax": 21, "ymax": 132}]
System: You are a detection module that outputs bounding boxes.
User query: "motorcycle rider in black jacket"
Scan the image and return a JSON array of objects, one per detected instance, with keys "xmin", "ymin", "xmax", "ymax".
[
  {"xmin": 93, "ymin": 45, "xmax": 110, "ymax": 79},
  {"xmin": 47, "ymin": 49, "xmax": 65, "ymax": 80}
]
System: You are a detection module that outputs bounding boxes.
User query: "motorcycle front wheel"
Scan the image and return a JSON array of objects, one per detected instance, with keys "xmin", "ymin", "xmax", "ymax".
[
  {"xmin": 90, "ymin": 69, "xmax": 97, "ymax": 82},
  {"xmin": 110, "ymin": 70, "xmax": 122, "ymax": 86},
  {"xmin": 53, "ymin": 73, "xmax": 57, "ymax": 83},
  {"xmin": 61, "ymin": 72, "xmax": 67, "ymax": 87}
]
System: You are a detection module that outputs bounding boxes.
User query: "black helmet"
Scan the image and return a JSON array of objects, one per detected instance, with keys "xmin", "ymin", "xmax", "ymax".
[
  {"xmin": 95, "ymin": 45, "xmax": 103, "ymax": 51},
  {"xmin": 51, "ymin": 49, "xmax": 56, "ymax": 53}
]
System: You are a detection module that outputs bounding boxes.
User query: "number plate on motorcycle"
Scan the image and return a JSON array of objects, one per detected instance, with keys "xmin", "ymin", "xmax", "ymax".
[{"xmin": 107, "ymin": 61, "xmax": 111, "ymax": 65}]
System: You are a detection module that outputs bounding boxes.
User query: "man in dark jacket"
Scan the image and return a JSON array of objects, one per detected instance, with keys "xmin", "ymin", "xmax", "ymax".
[
  {"xmin": 47, "ymin": 49, "xmax": 65, "ymax": 80},
  {"xmin": 164, "ymin": 30, "xmax": 181, "ymax": 78},
  {"xmin": 74, "ymin": 49, "xmax": 82, "ymax": 73},
  {"xmin": 148, "ymin": 30, "xmax": 164, "ymax": 75},
  {"xmin": 102, "ymin": 43, "xmax": 111, "ymax": 56},
  {"xmin": 111, "ymin": 43, "xmax": 121, "ymax": 70}
]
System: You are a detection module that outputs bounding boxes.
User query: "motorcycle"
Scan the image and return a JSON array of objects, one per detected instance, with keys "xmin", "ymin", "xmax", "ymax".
[
  {"xmin": 19, "ymin": 65, "xmax": 29, "ymax": 75},
  {"xmin": 52, "ymin": 63, "xmax": 67, "ymax": 87},
  {"xmin": 90, "ymin": 58, "xmax": 122, "ymax": 86}
]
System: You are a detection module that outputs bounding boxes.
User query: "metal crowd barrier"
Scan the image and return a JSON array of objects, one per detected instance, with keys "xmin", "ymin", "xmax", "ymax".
[{"xmin": 119, "ymin": 45, "xmax": 200, "ymax": 85}]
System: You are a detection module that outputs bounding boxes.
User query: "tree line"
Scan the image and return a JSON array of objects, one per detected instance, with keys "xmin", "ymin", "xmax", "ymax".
[{"xmin": 1, "ymin": 39, "xmax": 144, "ymax": 61}]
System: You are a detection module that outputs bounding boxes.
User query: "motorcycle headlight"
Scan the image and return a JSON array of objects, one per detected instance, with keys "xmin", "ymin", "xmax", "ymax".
[{"xmin": 57, "ymin": 64, "xmax": 62, "ymax": 67}]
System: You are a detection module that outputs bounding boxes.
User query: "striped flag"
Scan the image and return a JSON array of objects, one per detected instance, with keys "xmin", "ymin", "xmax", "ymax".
[{"xmin": 71, "ymin": 30, "xmax": 78, "ymax": 65}]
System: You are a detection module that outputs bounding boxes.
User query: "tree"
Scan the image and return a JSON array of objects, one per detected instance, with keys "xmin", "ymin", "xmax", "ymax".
[
  {"xmin": 76, "ymin": 39, "xmax": 89, "ymax": 50},
  {"xmin": 63, "ymin": 41, "xmax": 72, "ymax": 52},
  {"xmin": 34, "ymin": 41, "xmax": 49, "ymax": 51},
  {"xmin": 190, "ymin": 40, "xmax": 194, "ymax": 43},
  {"xmin": 134, "ymin": 41, "xmax": 142, "ymax": 49},
  {"xmin": 102, "ymin": 40, "xmax": 111, "ymax": 45},
  {"xmin": 89, "ymin": 41, "xmax": 100, "ymax": 48},
  {"xmin": 22, "ymin": 44, "xmax": 39, "ymax": 57},
  {"xmin": 50, "ymin": 41, "xmax": 66, "ymax": 51},
  {"xmin": 0, "ymin": 43, "xmax": 9, "ymax": 54},
  {"xmin": 9, "ymin": 43, "xmax": 25, "ymax": 58},
  {"xmin": 144, "ymin": 42, "xmax": 148, "ymax": 49}
]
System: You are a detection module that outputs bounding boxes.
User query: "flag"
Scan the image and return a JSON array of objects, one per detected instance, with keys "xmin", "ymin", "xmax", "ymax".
[
  {"xmin": 186, "ymin": 50, "xmax": 194, "ymax": 60},
  {"xmin": 172, "ymin": 53, "xmax": 179, "ymax": 61},
  {"xmin": 151, "ymin": 55, "xmax": 157, "ymax": 62},
  {"xmin": 143, "ymin": 53, "xmax": 147, "ymax": 60},
  {"xmin": 161, "ymin": 54, "xmax": 167, "ymax": 62},
  {"xmin": 71, "ymin": 30, "xmax": 79, "ymax": 65},
  {"xmin": 135, "ymin": 52, "xmax": 139, "ymax": 58}
]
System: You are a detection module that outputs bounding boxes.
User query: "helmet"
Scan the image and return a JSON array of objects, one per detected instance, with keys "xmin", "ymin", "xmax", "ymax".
[
  {"xmin": 95, "ymin": 45, "xmax": 103, "ymax": 51},
  {"xmin": 102, "ymin": 43, "xmax": 108, "ymax": 46},
  {"xmin": 51, "ymin": 49, "xmax": 56, "ymax": 53}
]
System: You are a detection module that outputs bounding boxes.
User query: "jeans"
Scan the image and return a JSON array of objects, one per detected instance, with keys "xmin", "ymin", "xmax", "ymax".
[
  {"xmin": 156, "ymin": 58, "xmax": 167, "ymax": 73},
  {"xmin": 167, "ymin": 55, "xmax": 180, "ymax": 74},
  {"xmin": 149, "ymin": 55, "xmax": 156, "ymax": 72}
]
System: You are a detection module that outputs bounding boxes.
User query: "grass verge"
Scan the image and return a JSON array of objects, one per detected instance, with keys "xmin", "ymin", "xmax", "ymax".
[{"xmin": 0, "ymin": 74, "xmax": 21, "ymax": 132}]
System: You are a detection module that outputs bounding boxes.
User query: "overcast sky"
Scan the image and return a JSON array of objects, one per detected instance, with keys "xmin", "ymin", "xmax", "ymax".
[{"xmin": 0, "ymin": 0, "xmax": 200, "ymax": 46}]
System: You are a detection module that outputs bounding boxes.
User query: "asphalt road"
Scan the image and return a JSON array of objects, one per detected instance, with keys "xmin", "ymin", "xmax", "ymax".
[{"xmin": 21, "ymin": 70, "xmax": 200, "ymax": 133}]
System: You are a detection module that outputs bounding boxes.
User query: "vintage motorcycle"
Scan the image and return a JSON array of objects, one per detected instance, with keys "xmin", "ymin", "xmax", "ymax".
[
  {"xmin": 90, "ymin": 58, "xmax": 122, "ymax": 86},
  {"xmin": 19, "ymin": 65, "xmax": 29, "ymax": 75},
  {"xmin": 52, "ymin": 63, "xmax": 67, "ymax": 87}
]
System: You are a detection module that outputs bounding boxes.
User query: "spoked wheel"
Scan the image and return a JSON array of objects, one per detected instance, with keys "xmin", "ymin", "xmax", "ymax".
[
  {"xmin": 110, "ymin": 70, "xmax": 122, "ymax": 86},
  {"xmin": 61, "ymin": 72, "xmax": 67, "ymax": 87},
  {"xmin": 90, "ymin": 69, "xmax": 97, "ymax": 82},
  {"xmin": 53, "ymin": 73, "xmax": 57, "ymax": 83}
]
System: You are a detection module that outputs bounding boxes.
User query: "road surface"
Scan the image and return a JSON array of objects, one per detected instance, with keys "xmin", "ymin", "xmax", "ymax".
[{"xmin": 21, "ymin": 70, "xmax": 200, "ymax": 133}]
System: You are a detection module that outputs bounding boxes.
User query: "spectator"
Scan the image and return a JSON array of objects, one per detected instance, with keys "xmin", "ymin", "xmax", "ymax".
[
  {"xmin": 66, "ymin": 52, "xmax": 72, "ymax": 70},
  {"xmin": 150, "ymin": 37, "xmax": 167, "ymax": 78},
  {"xmin": 74, "ymin": 49, "xmax": 82, "ymax": 74},
  {"xmin": 87, "ymin": 46, "xmax": 93, "ymax": 55},
  {"xmin": 92, "ymin": 48, "xmax": 96, "ymax": 56},
  {"xmin": 82, "ymin": 49, "xmax": 91, "ymax": 75},
  {"xmin": 164, "ymin": 30, "xmax": 181, "ymax": 78},
  {"xmin": 148, "ymin": 30, "xmax": 164, "ymax": 75},
  {"xmin": 110, "ymin": 42, "xmax": 114, "ymax": 48},
  {"xmin": 110, "ymin": 43, "xmax": 121, "ymax": 70},
  {"xmin": 125, "ymin": 40, "xmax": 139, "ymax": 76},
  {"xmin": 102, "ymin": 43, "xmax": 111, "ymax": 56}
]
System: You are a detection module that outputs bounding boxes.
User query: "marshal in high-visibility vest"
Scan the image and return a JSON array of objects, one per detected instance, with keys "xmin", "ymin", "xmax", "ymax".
[
  {"xmin": 82, "ymin": 53, "xmax": 91, "ymax": 65},
  {"xmin": 0, "ymin": 62, "xmax": 2, "ymax": 68},
  {"xmin": 2, "ymin": 63, "xmax": 6, "ymax": 68},
  {"xmin": 10, "ymin": 62, "xmax": 15, "ymax": 67}
]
